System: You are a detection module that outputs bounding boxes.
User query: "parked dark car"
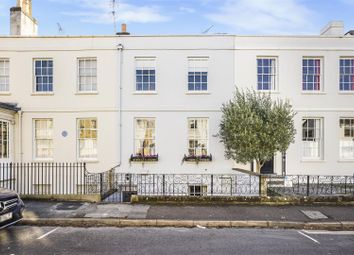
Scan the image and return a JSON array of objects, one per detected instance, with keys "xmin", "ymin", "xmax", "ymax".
[{"xmin": 0, "ymin": 188, "xmax": 25, "ymax": 229}]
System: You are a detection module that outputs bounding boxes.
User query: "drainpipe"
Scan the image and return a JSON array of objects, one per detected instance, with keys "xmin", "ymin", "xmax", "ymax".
[
  {"xmin": 18, "ymin": 110, "xmax": 23, "ymax": 162},
  {"xmin": 117, "ymin": 43, "xmax": 124, "ymax": 169}
]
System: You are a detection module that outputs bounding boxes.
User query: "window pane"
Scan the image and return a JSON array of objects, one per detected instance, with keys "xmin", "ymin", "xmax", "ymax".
[
  {"xmin": 34, "ymin": 59, "xmax": 53, "ymax": 92},
  {"xmin": 134, "ymin": 119, "xmax": 156, "ymax": 156},
  {"xmin": 136, "ymin": 67, "xmax": 156, "ymax": 91},
  {"xmin": 0, "ymin": 59, "xmax": 9, "ymax": 92},
  {"xmin": 302, "ymin": 118, "xmax": 322, "ymax": 159},
  {"xmin": 340, "ymin": 118, "xmax": 354, "ymax": 159},
  {"xmin": 188, "ymin": 59, "xmax": 208, "ymax": 91},
  {"xmin": 0, "ymin": 121, "xmax": 9, "ymax": 158},
  {"xmin": 257, "ymin": 58, "xmax": 276, "ymax": 91},
  {"xmin": 78, "ymin": 59, "xmax": 97, "ymax": 92},
  {"xmin": 34, "ymin": 119, "xmax": 53, "ymax": 158},
  {"xmin": 187, "ymin": 118, "xmax": 208, "ymax": 156},
  {"xmin": 339, "ymin": 59, "xmax": 354, "ymax": 91},
  {"xmin": 77, "ymin": 118, "xmax": 97, "ymax": 158}
]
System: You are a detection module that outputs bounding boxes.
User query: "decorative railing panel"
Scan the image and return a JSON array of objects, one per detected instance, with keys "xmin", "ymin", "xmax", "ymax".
[{"xmin": 267, "ymin": 175, "xmax": 354, "ymax": 196}]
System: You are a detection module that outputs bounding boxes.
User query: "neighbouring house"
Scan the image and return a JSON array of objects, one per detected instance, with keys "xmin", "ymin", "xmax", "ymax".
[{"xmin": 0, "ymin": 0, "xmax": 353, "ymax": 176}]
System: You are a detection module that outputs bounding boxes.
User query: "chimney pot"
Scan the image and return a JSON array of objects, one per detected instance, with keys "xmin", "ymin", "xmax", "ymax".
[
  {"xmin": 121, "ymin": 23, "xmax": 127, "ymax": 33},
  {"xmin": 116, "ymin": 23, "xmax": 130, "ymax": 35}
]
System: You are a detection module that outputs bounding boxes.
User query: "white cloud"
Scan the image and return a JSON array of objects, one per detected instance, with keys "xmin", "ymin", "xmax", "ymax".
[
  {"xmin": 205, "ymin": 0, "xmax": 316, "ymax": 34},
  {"xmin": 179, "ymin": 6, "xmax": 196, "ymax": 14},
  {"xmin": 51, "ymin": 0, "xmax": 169, "ymax": 24}
]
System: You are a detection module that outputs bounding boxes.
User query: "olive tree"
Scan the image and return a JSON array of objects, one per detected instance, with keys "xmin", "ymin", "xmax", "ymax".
[{"xmin": 219, "ymin": 89, "xmax": 296, "ymax": 173}]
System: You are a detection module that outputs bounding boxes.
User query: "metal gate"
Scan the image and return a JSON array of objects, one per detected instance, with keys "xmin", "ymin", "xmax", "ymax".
[{"xmin": 100, "ymin": 172, "xmax": 137, "ymax": 203}]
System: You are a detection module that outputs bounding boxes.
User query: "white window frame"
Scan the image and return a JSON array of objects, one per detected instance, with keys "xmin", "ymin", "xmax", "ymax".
[
  {"xmin": 189, "ymin": 185, "xmax": 207, "ymax": 196},
  {"xmin": 302, "ymin": 118, "xmax": 323, "ymax": 160},
  {"xmin": 77, "ymin": 118, "xmax": 98, "ymax": 160},
  {"xmin": 33, "ymin": 119, "xmax": 54, "ymax": 160},
  {"xmin": 0, "ymin": 120, "xmax": 10, "ymax": 159},
  {"xmin": 135, "ymin": 57, "xmax": 156, "ymax": 93},
  {"xmin": 257, "ymin": 57, "xmax": 278, "ymax": 91},
  {"xmin": 302, "ymin": 57, "xmax": 324, "ymax": 92},
  {"xmin": 339, "ymin": 118, "xmax": 354, "ymax": 160},
  {"xmin": 77, "ymin": 57, "xmax": 97, "ymax": 93},
  {"xmin": 33, "ymin": 58, "xmax": 54, "ymax": 94},
  {"xmin": 187, "ymin": 118, "xmax": 209, "ymax": 156},
  {"xmin": 134, "ymin": 118, "xmax": 156, "ymax": 156},
  {"xmin": 339, "ymin": 57, "xmax": 354, "ymax": 92},
  {"xmin": 187, "ymin": 57, "xmax": 209, "ymax": 92},
  {"xmin": 0, "ymin": 59, "xmax": 10, "ymax": 93}
]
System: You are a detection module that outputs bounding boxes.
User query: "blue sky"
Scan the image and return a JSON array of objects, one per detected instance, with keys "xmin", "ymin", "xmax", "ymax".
[{"xmin": 0, "ymin": 0, "xmax": 353, "ymax": 36}]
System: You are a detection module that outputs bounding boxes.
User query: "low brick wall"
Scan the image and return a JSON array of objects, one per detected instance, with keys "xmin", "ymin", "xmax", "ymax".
[{"xmin": 132, "ymin": 195, "xmax": 354, "ymax": 205}]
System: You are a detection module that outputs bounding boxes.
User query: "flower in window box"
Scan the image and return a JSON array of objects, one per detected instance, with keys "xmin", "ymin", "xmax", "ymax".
[
  {"xmin": 129, "ymin": 153, "xmax": 159, "ymax": 163},
  {"xmin": 182, "ymin": 154, "xmax": 212, "ymax": 164}
]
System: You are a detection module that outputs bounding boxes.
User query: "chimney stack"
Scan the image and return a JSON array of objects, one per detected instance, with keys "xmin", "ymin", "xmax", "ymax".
[
  {"xmin": 320, "ymin": 21, "xmax": 344, "ymax": 37},
  {"xmin": 116, "ymin": 23, "xmax": 130, "ymax": 35},
  {"xmin": 10, "ymin": 0, "xmax": 38, "ymax": 36}
]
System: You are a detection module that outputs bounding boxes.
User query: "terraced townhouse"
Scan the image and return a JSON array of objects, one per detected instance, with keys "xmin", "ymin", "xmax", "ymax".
[{"xmin": 1, "ymin": 0, "xmax": 353, "ymax": 177}]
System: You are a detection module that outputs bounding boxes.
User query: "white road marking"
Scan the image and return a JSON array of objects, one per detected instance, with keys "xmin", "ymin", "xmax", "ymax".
[
  {"xmin": 37, "ymin": 227, "xmax": 59, "ymax": 240},
  {"xmin": 303, "ymin": 230, "xmax": 354, "ymax": 235},
  {"xmin": 196, "ymin": 225, "xmax": 206, "ymax": 229},
  {"xmin": 297, "ymin": 231, "xmax": 320, "ymax": 244}
]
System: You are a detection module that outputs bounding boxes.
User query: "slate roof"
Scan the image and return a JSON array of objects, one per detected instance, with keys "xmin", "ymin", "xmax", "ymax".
[{"xmin": 0, "ymin": 102, "xmax": 21, "ymax": 112}]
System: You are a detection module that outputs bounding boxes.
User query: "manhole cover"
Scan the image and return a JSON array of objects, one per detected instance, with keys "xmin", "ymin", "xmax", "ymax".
[
  {"xmin": 300, "ymin": 210, "xmax": 328, "ymax": 220},
  {"xmin": 56, "ymin": 202, "xmax": 83, "ymax": 211}
]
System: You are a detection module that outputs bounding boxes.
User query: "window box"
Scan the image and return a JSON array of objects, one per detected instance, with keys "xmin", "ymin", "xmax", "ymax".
[
  {"xmin": 182, "ymin": 154, "xmax": 212, "ymax": 163},
  {"xmin": 130, "ymin": 153, "xmax": 159, "ymax": 162}
]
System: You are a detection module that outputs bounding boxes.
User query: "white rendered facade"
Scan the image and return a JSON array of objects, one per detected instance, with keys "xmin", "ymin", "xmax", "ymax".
[{"xmin": 0, "ymin": 33, "xmax": 353, "ymax": 176}]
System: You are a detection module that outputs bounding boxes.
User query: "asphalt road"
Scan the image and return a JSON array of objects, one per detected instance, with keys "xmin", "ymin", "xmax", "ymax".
[{"xmin": 1, "ymin": 226, "xmax": 353, "ymax": 255}]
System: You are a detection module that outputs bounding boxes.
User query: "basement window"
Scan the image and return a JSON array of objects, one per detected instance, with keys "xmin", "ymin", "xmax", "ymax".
[{"xmin": 188, "ymin": 185, "xmax": 207, "ymax": 196}]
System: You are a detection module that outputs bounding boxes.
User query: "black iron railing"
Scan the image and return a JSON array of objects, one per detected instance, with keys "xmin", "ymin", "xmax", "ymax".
[
  {"xmin": 1, "ymin": 162, "xmax": 353, "ymax": 200},
  {"xmin": 266, "ymin": 175, "xmax": 354, "ymax": 196},
  {"xmin": 0, "ymin": 162, "xmax": 100, "ymax": 195},
  {"xmin": 100, "ymin": 173, "xmax": 261, "ymax": 202}
]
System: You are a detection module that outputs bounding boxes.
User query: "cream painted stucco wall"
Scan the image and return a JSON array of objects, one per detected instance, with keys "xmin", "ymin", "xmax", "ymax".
[
  {"xmin": 233, "ymin": 36, "xmax": 354, "ymax": 175},
  {"xmin": 0, "ymin": 34, "xmax": 353, "ymax": 175}
]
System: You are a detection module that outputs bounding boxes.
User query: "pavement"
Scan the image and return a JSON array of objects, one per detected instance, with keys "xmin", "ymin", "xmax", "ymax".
[{"xmin": 18, "ymin": 200, "xmax": 354, "ymax": 230}]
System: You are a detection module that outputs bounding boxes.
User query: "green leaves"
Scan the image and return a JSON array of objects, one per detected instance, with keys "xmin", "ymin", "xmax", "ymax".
[{"xmin": 219, "ymin": 88, "xmax": 296, "ymax": 172}]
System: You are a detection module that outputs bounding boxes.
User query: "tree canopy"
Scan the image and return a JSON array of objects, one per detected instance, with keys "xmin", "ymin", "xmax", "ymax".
[{"xmin": 219, "ymin": 89, "xmax": 296, "ymax": 173}]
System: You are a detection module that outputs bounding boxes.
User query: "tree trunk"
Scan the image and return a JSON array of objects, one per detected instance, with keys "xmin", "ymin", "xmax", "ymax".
[{"xmin": 255, "ymin": 160, "xmax": 264, "ymax": 174}]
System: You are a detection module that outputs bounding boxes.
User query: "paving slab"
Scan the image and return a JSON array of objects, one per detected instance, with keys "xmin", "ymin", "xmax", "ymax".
[
  {"xmin": 84, "ymin": 204, "xmax": 150, "ymax": 219},
  {"xmin": 300, "ymin": 210, "xmax": 328, "ymax": 220}
]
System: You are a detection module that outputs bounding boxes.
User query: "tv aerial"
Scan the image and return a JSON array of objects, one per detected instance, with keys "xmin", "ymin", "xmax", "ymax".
[
  {"xmin": 202, "ymin": 25, "xmax": 214, "ymax": 34},
  {"xmin": 57, "ymin": 22, "xmax": 64, "ymax": 34},
  {"xmin": 111, "ymin": 0, "xmax": 118, "ymax": 34}
]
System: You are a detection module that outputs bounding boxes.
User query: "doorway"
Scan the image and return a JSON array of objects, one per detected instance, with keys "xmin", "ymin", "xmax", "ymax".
[{"xmin": 260, "ymin": 157, "xmax": 274, "ymax": 175}]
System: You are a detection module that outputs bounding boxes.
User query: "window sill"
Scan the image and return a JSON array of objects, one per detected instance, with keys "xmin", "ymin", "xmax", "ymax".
[
  {"xmin": 185, "ymin": 91, "xmax": 210, "ymax": 95},
  {"xmin": 257, "ymin": 90, "xmax": 280, "ymax": 94},
  {"xmin": 31, "ymin": 92, "xmax": 54, "ymax": 96},
  {"xmin": 0, "ymin": 92, "xmax": 11, "ymax": 96},
  {"xmin": 338, "ymin": 159, "xmax": 354, "ymax": 163},
  {"xmin": 78, "ymin": 159, "xmax": 99, "ymax": 163},
  {"xmin": 301, "ymin": 91, "xmax": 326, "ymax": 95},
  {"xmin": 133, "ymin": 91, "xmax": 158, "ymax": 95},
  {"xmin": 75, "ymin": 91, "xmax": 99, "ymax": 95},
  {"xmin": 300, "ymin": 159, "xmax": 325, "ymax": 163},
  {"xmin": 338, "ymin": 91, "xmax": 354, "ymax": 95},
  {"xmin": 33, "ymin": 158, "xmax": 54, "ymax": 162}
]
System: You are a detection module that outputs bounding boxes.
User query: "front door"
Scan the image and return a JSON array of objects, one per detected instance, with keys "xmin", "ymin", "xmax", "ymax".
[{"xmin": 260, "ymin": 157, "xmax": 274, "ymax": 175}]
